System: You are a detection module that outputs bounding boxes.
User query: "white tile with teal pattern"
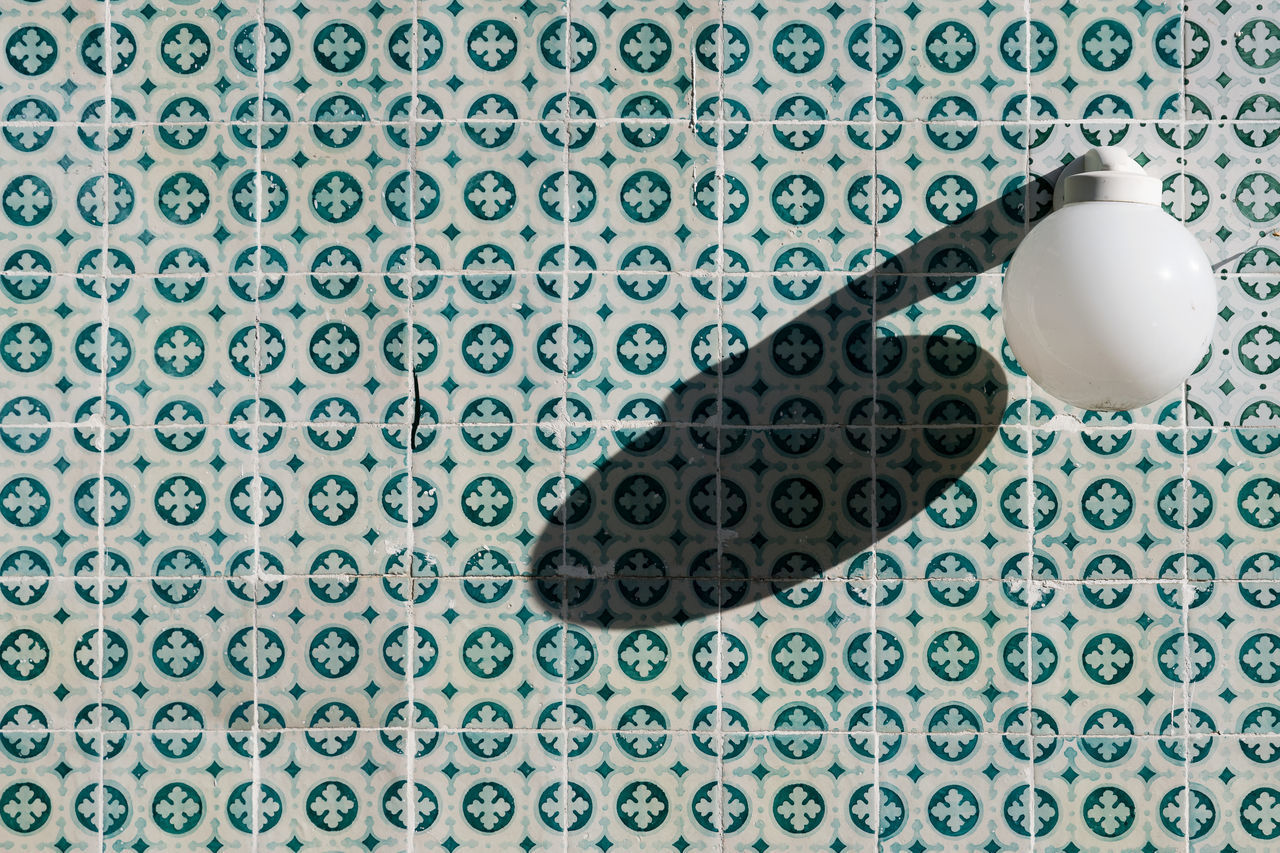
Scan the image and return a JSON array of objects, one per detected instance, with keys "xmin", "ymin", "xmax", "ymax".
[
  {"xmin": 111, "ymin": 0, "xmax": 263, "ymax": 124},
  {"xmin": 571, "ymin": 0, "xmax": 711, "ymax": 120},
  {"xmin": 874, "ymin": 0, "xmax": 1028, "ymax": 123},
  {"xmin": 2, "ymin": 0, "xmax": 1280, "ymax": 849},
  {"xmin": 713, "ymin": 3, "xmax": 876, "ymax": 122}
]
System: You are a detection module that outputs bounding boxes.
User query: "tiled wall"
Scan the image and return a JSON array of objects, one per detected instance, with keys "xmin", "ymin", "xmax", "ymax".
[{"xmin": 0, "ymin": 0, "xmax": 1277, "ymax": 849}]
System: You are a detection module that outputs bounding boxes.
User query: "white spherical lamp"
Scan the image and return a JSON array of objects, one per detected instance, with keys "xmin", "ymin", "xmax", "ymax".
[{"xmin": 1002, "ymin": 147, "xmax": 1217, "ymax": 411}]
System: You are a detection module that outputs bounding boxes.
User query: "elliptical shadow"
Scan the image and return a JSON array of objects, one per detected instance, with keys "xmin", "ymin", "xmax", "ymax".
[{"xmin": 526, "ymin": 179, "xmax": 1052, "ymax": 628}]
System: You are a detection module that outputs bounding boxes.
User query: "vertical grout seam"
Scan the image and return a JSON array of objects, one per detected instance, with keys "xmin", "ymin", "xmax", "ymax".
[
  {"xmin": 559, "ymin": 2, "xmax": 574, "ymax": 851},
  {"xmin": 711, "ymin": 3, "xmax": 727, "ymax": 849},
  {"xmin": 249, "ymin": 1, "xmax": 268, "ymax": 848},
  {"xmin": 1020, "ymin": 3, "xmax": 1035, "ymax": 850},
  {"xmin": 403, "ymin": 3, "xmax": 422, "ymax": 850},
  {"xmin": 95, "ymin": 3, "xmax": 114, "ymax": 852},
  {"xmin": 867, "ymin": 2, "xmax": 881, "ymax": 847},
  {"xmin": 1178, "ymin": 4, "xmax": 1194, "ymax": 846}
]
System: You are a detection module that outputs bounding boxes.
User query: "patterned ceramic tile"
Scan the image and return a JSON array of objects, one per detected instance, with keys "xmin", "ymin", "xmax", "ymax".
[
  {"xmin": 562, "ymin": 732, "xmax": 724, "ymax": 847},
  {"xmin": 0, "ymin": 1, "xmax": 108, "ymax": 125},
  {"xmin": 1185, "ymin": 429, "xmax": 1280, "ymax": 581},
  {"xmin": 874, "ymin": 0, "xmax": 1028, "ymax": 123},
  {"xmin": 1184, "ymin": 0, "xmax": 1280, "ymax": 122},
  {"xmin": 96, "ymin": 123, "xmax": 251, "ymax": 277},
  {"xmin": 1027, "ymin": 0, "xmax": 1183, "ymax": 122},
  {"xmin": 566, "ymin": 121, "xmax": 717, "ymax": 274},
  {"xmin": 0, "ymin": 732, "xmax": 103, "ymax": 847},
  {"xmin": 1031, "ymin": 580, "xmax": 1186, "ymax": 738},
  {"xmin": 718, "ymin": 127, "xmax": 877, "ymax": 273},
  {"xmin": 0, "ymin": 579, "xmax": 105, "ymax": 729},
  {"xmin": 111, "ymin": 0, "xmax": 261, "ymax": 124},
  {"xmin": 571, "ymin": 0, "xmax": 709, "ymax": 120},
  {"xmin": 0, "ymin": 429, "xmax": 102, "ymax": 569},
  {"xmin": 1191, "ymin": 267, "xmax": 1280, "ymax": 425},
  {"xmin": 1191, "ymin": 735, "xmax": 1280, "ymax": 848},
  {"xmin": 1033, "ymin": 736, "xmax": 1189, "ymax": 849},
  {"xmin": 1033, "ymin": 428, "xmax": 1187, "ymax": 578},
  {"xmin": 0, "ymin": 123, "xmax": 105, "ymax": 275},
  {"xmin": 713, "ymin": 3, "xmax": 875, "ymax": 122},
  {"xmin": 415, "ymin": 425, "xmax": 566, "ymax": 575},
  {"xmin": 1182, "ymin": 120, "xmax": 1280, "ymax": 266},
  {"xmin": 871, "ymin": 581, "xmax": 1031, "ymax": 734},
  {"xmin": 2, "ymin": 0, "xmax": 1279, "ymax": 849}
]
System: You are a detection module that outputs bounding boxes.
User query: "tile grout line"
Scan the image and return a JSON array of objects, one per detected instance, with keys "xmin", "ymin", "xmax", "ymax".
[
  {"xmin": 95, "ymin": 1, "xmax": 114, "ymax": 850},
  {"xmin": 2, "ymin": 574, "xmax": 1256, "ymax": 586},
  {"xmin": 1021, "ymin": 2, "xmax": 1035, "ymax": 850},
  {"xmin": 712, "ymin": 2, "xmax": 727, "ymax": 848},
  {"xmin": 1022, "ymin": 379, "xmax": 1036, "ymax": 853},
  {"xmin": 6, "ymin": 266, "xmax": 1269, "ymax": 280},
  {"xmin": 1178, "ymin": 6, "xmax": 1193, "ymax": 845},
  {"xmin": 249, "ymin": 0, "xmax": 268, "ymax": 848},
  {"xmin": 16, "ymin": 419, "xmax": 1277, "ymax": 433},
  {"xmin": 1172, "ymin": 4, "xmax": 1192, "ymax": 835},
  {"xmin": 3, "ymin": 725, "xmax": 1272, "ymax": 739},
  {"xmin": 1179, "ymin": 348, "xmax": 1194, "ymax": 843},
  {"xmin": 559, "ymin": 1, "xmax": 574, "ymax": 850},
  {"xmin": 867, "ymin": 2, "xmax": 881, "ymax": 847},
  {"xmin": 4, "ymin": 116, "xmax": 1263, "ymax": 128},
  {"xmin": 403, "ymin": 3, "xmax": 423, "ymax": 850}
]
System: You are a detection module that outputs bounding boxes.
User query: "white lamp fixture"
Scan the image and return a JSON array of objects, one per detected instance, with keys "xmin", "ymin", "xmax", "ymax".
[{"xmin": 1002, "ymin": 146, "xmax": 1217, "ymax": 411}]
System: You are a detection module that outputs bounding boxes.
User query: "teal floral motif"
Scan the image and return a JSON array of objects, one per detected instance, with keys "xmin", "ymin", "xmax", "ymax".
[
  {"xmin": 0, "ymin": 783, "xmax": 51, "ymax": 833},
  {"xmin": 152, "ymin": 782, "xmax": 204, "ymax": 835},
  {"xmin": 772, "ymin": 783, "xmax": 825, "ymax": 834},
  {"xmin": 772, "ymin": 23, "xmax": 825, "ymax": 73},
  {"xmin": 928, "ymin": 784, "xmax": 979, "ymax": 836},
  {"xmin": 620, "ymin": 22, "xmax": 672, "ymax": 72},
  {"xmin": 0, "ymin": 0, "xmax": 1272, "ymax": 848},
  {"xmin": 159, "ymin": 25, "xmax": 210, "ymax": 74},
  {"xmin": 1236, "ymin": 19, "xmax": 1280, "ymax": 69},
  {"xmin": 1080, "ymin": 19, "xmax": 1133, "ymax": 70},
  {"xmin": 925, "ymin": 21, "xmax": 976, "ymax": 72},
  {"xmin": 1000, "ymin": 20, "xmax": 1057, "ymax": 71},
  {"xmin": 5, "ymin": 27, "xmax": 58, "ymax": 76},
  {"xmin": 1083, "ymin": 786, "xmax": 1136, "ymax": 838}
]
